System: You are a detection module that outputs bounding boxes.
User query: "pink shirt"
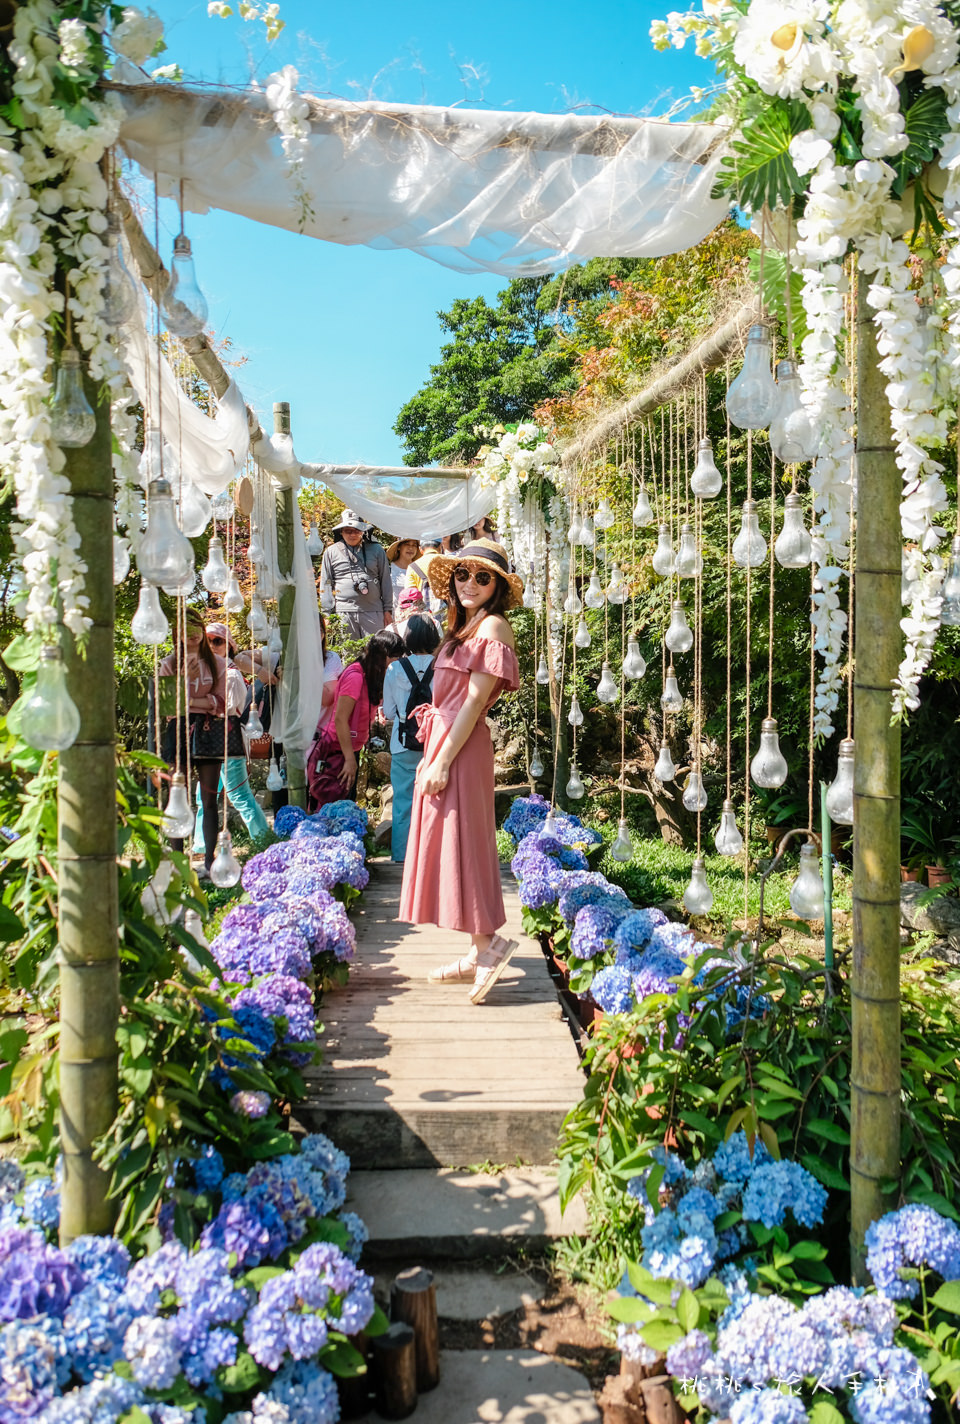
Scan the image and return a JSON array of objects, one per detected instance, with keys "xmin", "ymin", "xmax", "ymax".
[
  {"xmin": 158, "ymin": 652, "xmax": 247, "ymax": 716},
  {"xmin": 327, "ymin": 661, "xmax": 374, "ymax": 749}
]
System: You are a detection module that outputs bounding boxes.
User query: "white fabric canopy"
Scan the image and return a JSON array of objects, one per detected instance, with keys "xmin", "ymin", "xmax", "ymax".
[
  {"xmin": 114, "ymin": 79, "xmax": 727, "ymax": 275},
  {"xmin": 301, "ymin": 463, "xmax": 496, "ymax": 538}
]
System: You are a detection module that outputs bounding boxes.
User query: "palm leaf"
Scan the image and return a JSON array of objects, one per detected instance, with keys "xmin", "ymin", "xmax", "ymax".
[
  {"xmin": 712, "ymin": 100, "xmax": 812, "ymax": 211},
  {"xmin": 890, "ymin": 86, "xmax": 950, "ymax": 197}
]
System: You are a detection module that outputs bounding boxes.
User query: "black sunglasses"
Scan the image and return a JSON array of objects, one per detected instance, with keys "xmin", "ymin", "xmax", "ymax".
[{"xmin": 454, "ymin": 565, "xmax": 494, "ymax": 586}]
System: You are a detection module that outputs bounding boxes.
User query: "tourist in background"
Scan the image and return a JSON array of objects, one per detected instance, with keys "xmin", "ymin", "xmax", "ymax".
[
  {"xmin": 386, "ymin": 537, "xmax": 420, "ymax": 609},
  {"xmin": 190, "ymin": 622, "xmax": 270, "ymax": 851},
  {"xmin": 306, "ymin": 627, "xmax": 405, "ymax": 810},
  {"xmin": 318, "ymin": 510, "xmax": 393, "ymax": 637},
  {"xmin": 382, "ymin": 614, "xmax": 441, "ymax": 863},
  {"xmin": 405, "ymin": 535, "xmax": 447, "ymax": 619}
]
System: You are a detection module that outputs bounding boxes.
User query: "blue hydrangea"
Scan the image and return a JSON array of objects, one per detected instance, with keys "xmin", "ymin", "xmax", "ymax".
[
  {"xmin": 0, "ymin": 1320, "xmax": 63, "ymax": 1419},
  {"xmin": 0, "ymin": 1161, "xmax": 25, "ymax": 1206},
  {"xmin": 123, "ymin": 1241, "xmax": 189, "ymax": 1313},
  {"xmin": 864, "ymin": 1203, "xmax": 960, "ymax": 1300},
  {"xmin": 728, "ymin": 1390, "xmax": 809, "ymax": 1423},
  {"xmin": 23, "ymin": 1176, "xmax": 59, "ymax": 1232},
  {"xmin": 232, "ymin": 977, "xmax": 317, "ymax": 1060},
  {"xmin": 123, "ymin": 1315, "xmax": 182, "ymax": 1390},
  {"xmin": 200, "ymin": 1197, "xmax": 286, "ymax": 1269},
  {"xmin": 42, "ymin": 1374, "xmax": 145, "ymax": 1424},
  {"xmin": 712, "ymin": 1131, "xmax": 774, "ymax": 1185},
  {"xmin": 590, "ymin": 965, "xmax": 636, "ymax": 1015},
  {"xmin": 274, "ymin": 805, "xmax": 307, "ymax": 837},
  {"xmin": 570, "ymin": 904, "xmax": 630, "ymax": 960},
  {"xmin": 741, "ymin": 1161, "xmax": 828, "ymax": 1230},
  {"xmin": 0, "ymin": 1227, "xmax": 83, "ymax": 1321},
  {"xmin": 192, "ymin": 1146, "xmax": 225, "ymax": 1194},
  {"xmin": 259, "ymin": 1358, "xmax": 340, "ymax": 1422},
  {"xmin": 640, "ymin": 1206, "xmax": 717, "ymax": 1289},
  {"xmin": 64, "ymin": 1234, "xmax": 130, "ymax": 1288},
  {"xmin": 613, "ymin": 908, "xmax": 669, "ymax": 956},
  {"xmin": 62, "ymin": 1280, "xmax": 134, "ymax": 1382},
  {"xmin": 557, "ymin": 876, "xmax": 629, "ymax": 925},
  {"xmin": 665, "ymin": 1327, "xmax": 713, "ymax": 1380},
  {"xmin": 339, "ymin": 1211, "xmax": 369, "ymax": 1263}
]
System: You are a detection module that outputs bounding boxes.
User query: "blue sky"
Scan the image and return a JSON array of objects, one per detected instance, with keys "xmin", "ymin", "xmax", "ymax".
[{"xmin": 145, "ymin": 1, "xmax": 713, "ymax": 465}]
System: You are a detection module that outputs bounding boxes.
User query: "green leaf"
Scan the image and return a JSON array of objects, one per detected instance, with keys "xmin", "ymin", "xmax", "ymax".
[
  {"xmin": 244, "ymin": 1265, "xmax": 286, "ymax": 1289},
  {"xmin": 930, "ymin": 1280, "xmax": 960, "ymax": 1314},
  {"xmin": 890, "ymin": 87, "xmax": 950, "ymax": 198},
  {"xmin": 806, "ymin": 1118, "xmax": 851, "ymax": 1145},
  {"xmin": 810, "ymin": 1401, "xmax": 846, "ymax": 1424},
  {"xmin": 712, "ymin": 99, "xmax": 811, "ymax": 211},
  {"xmin": 321, "ymin": 1337, "xmax": 369, "ymax": 1377},
  {"xmin": 639, "ymin": 1319, "xmax": 684, "ymax": 1351},
  {"xmin": 366, "ymin": 1302, "xmax": 390, "ymax": 1338},
  {"xmin": 217, "ymin": 1349, "xmax": 264, "ymax": 1393},
  {"xmin": 676, "ymin": 1288, "xmax": 700, "ymax": 1333},
  {"xmin": 0, "ymin": 905, "xmax": 25, "ymax": 942},
  {"xmin": 800, "ymin": 1154, "xmax": 850, "ymax": 1192},
  {"xmin": 607, "ymin": 1297, "xmax": 654, "ymax": 1324}
]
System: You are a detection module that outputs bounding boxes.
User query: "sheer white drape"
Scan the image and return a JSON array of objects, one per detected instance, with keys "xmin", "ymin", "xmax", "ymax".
[
  {"xmin": 301, "ymin": 464, "xmax": 496, "ymax": 539},
  {"xmin": 271, "ymin": 513, "xmax": 327, "ymax": 754}
]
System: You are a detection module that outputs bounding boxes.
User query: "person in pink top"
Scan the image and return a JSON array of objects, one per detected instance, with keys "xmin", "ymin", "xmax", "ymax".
[
  {"xmin": 399, "ymin": 538, "xmax": 522, "ymax": 1004},
  {"xmin": 305, "ymin": 627, "xmax": 405, "ymax": 810}
]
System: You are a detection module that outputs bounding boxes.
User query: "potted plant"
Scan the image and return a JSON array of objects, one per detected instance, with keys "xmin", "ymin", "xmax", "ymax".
[{"xmin": 900, "ymin": 807, "xmax": 945, "ymax": 886}]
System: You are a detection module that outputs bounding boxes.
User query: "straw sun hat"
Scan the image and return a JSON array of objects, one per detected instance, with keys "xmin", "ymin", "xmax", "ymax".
[
  {"xmin": 427, "ymin": 538, "xmax": 524, "ymax": 610},
  {"xmin": 386, "ymin": 536, "xmax": 421, "ymax": 562}
]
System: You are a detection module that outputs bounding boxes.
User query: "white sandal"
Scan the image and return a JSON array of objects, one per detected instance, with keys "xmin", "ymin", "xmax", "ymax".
[{"xmin": 427, "ymin": 954, "xmax": 477, "ymax": 984}]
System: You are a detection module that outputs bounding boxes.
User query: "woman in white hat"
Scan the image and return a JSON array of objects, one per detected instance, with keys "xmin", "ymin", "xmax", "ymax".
[
  {"xmin": 399, "ymin": 538, "xmax": 524, "ymax": 1005},
  {"xmin": 318, "ymin": 510, "xmax": 394, "ymax": 638}
]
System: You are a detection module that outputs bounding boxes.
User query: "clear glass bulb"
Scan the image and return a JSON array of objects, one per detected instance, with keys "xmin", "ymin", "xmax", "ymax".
[
  {"xmin": 248, "ymin": 600, "xmax": 269, "ymax": 639},
  {"xmin": 113, "ymin": 536, "xmax": 131, "ymax": 585},
  {"xmin": 245, "ymin": 702, "xmax": 264, "ymax": 739},
  {"xmin": 201, "ymin": 535, "xmax": 230, "ymax": 593},
  {"xmin": 161, "ymin": 233, "xmax": 208, "ymax": 339},
  {"xmin": 633, "ymin": 487, "xmax": 654, "ymax": 527},
  {"xmin": 941, "ymin": 535, "xmax": 960, "ymax": 626},
  {"xmin": 733, "ymin": 500, "xmax": 768, "ymax": 568},
  {"xmin": 682, "ymin": 770, "xmax": 708, "ymax": 812},
  {"xmin": 248, "ymin": 526, "xmax": 266, "ymax": 565},
  {"xmin": 536, "ymin": 655, "xmax": 551, "ymax": 685},
  {"xmin": 606, "ymin": 563, "xmax": 629, "ymax": 604},
  {"xmin": 139, "ymin": 478, "xmax": 196, "ymax": 586},
  {"xmin": 661, "ymin": 667, "xmax": 683, "ymax": 713},
  {"xmin": 623, "ymin": 639, "xmax": 646, "ymax": 680},
  {"xmin": 574, "ymin": 616, "xmax": 591, "ymax": 649},
  {"xmin": 770, "ymin": 359, "xmax": 819, "ymax": 463},
  {"xmin": 826, "ymin": 737, "xmax": 855, "ymax": 826},
  {"xmin": 654, "ymin": 742, "xmax": 676, "ymax": 782},
  {"xmin": 49, "ymin": 347, "xmax": 96, "ymax": 448},
  {"xmin": 652, "ymin": 525, "xmax": 675, "ymax": 578},
  {"xmin": 690, "ymin": 438, "xmax": 722, "ymax": 498},
  {"xmin": 529, "ymin": 750, "xmax": 544, "ymax": 779},
  {"xmin": 751, "ymin": 716, "xmax": 789, "ymax": 788},
  {"xmin": 584, "ymin": 572, "xmax": 605, "ymax": 610},
  {"xmin": 675, "ymin": 524, "xmax": 702, "ymax": 579},
  {"xmin": 567, "ymin": 512, "xmax": 583, "ymax": 545},
  {"xmin": 564, "ymin": 588, "xmax": 582, "ymax": 616},
  {"xmin": 176, "ymin": 481, "xmax": 212, "ymax": 538},
  {"xmin": 594, "ymin": 498, "xmax": 616, "ymax": 530},
  {"xmin": 684, "ymin": 858, "xmax": 714, "ymax": 916},
  {"xmin": 714, "ymin": 799, "xmax": 744, "ymax": 856},
  {"xmin": 209, "ymin": 830, "xmax": 242, "ymax": 888},
  {"xmin": 597, "ymin": 662, "xmax": 619, "ymax": 704},
  {"xmin": 223, "ymin": 575, "xmax": 245, "ymax": 613},
  {"xmin": 522, "ymin": 583, "xmax": 538, "ymax": 611},
  {"xmin": 268, "ymin": 621, "xmax": 283, "ymax": 656},
  {"xmin": 726, "ymin": 324, "xmax": 780, "ymax": 430},
  {"xmin": 20, "ymin": 646, "xmax": 81, "ymax": 752},
  {"xmin": 566, "ymin": 765, "xmax": 585, "ymax": 800},
  {"xmin": 610, "ymin": 818, "xmax": 634, "ymax": 862},
  {"xmin": 102, "ymin": 210, "xmax": 137, "ymax": 328},
  {"xmin": 665, "ymin": 601, "xmax": 693, "ymax": 655},
  {"xmin": 162, "ymin": 772, "xmax": 195, "ymax": 838},
  {"xmin": 266, "ymin": 759, "xmax": 285, "ymax": 791},
  {"xmin": 131, "ymin": 582, "xmax": 169, "ymax": 645},
  {"xmin": 138, "ymin": 424, "xmax": 165, "ymax": 487},
  {"xmin": 568, "ymin": 695, "xmax": 584, "ymax": 727},
  {"xmin": 161, "ymin": 560, "xmax": 196, "ymax": 598},
  {"xmin": 305, "ymin": 522, "xmax": 324, "ymax": 557},
  {"xmin": 542, "ymin": 809, "xmax": 558, "ymax": 837},
  {"xmin": 578, "ymin": 515, "xmax": 595, "ymax": 548},
  {"xmin": 775, "ymin": 492, "xmax": 813, "ymax": 568},
  {"xmin": 789, "ymin": 842, "xmax": 825, "ymax": 920}
]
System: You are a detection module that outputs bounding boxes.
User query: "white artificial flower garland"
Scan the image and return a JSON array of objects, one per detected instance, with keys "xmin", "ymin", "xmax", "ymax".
[{"xmin": 264, "ymin": 65, "xmax": 313, "ymax": 228}]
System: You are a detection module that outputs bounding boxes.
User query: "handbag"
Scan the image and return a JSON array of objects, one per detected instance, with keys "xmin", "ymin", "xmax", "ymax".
[
  {"xmin": 190, "ymin": 713, "xmax": 246, "ymax": 760},
  {"xmin": 247, "ymin": 734, "xmax": 273, "ymax": 760}
]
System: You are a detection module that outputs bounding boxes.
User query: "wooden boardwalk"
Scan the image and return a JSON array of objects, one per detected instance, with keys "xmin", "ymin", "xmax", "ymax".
[{"xmin": 298, "ymin": 862, "xmax": 586, "ymax": 1168}]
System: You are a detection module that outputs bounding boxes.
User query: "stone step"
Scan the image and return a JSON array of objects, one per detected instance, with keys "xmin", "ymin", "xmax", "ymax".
[
  {"xmin": 347, "ymin": 1167, "xmax": 587, "ymax": 1262},
  {"xmin": 375, "ymin": 1264, "xmax": 545, "ymax": 1322}
]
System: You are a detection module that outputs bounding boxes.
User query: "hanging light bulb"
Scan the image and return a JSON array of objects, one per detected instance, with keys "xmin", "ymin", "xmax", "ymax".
[
  {"xmin": 305, "ymin": 522, "xmax": 324, "ymax": 557},
  {"xmin": 684, "ymin": 858, "xmax": 714, "ymax": 916},
  {"xmin": 201, "ymin": 535, "xmax": 230, "ymax": 593},
  {"xmin": 529, "ymin": 750, "xmax": 545, "ymax": 779},
  {"xmin": 574, "ymin": 616, "xmax": 591, "ymax": 649},
  {"xmin": 594, "ymin": 498, "xmax": 616, "ymax": 530},
  {"xmin": 825, "ymin": 737, "xmax": 855, "ymax": 825},
  {"xmin": 652, "ymin": 525, "xmax": 675, "ymax": 578},
  {"xmin": 162, "ymin": 772, "xmax": 195, "ymax": 838},
  {"xmin": 578, "ymin": 515, "xmax": 595, "ymax": 548},
  {"xmin": 564, "ymin": 587, "xmax": 582, "ymax": 616},
  {"xmin": 209, "ymin": 830, "xmax": 242, "ymax": 888},
  {"xmin": 751, "ymin": 716, "xmax": 789, "ymax": 788},
  {"xmin": 770, "ymin": 360, "xmax": 819, "ymax": 463},
  {"xmin": 610, "ymin": 818, "xmax": 634, "ymax": 862},
  {"xmin": 19, "ymin": 645, "xmax": 81, "ymax": 752},
  {"xmin": 606, "ymin": 563, "xmax": 629, "ymax": 604},
  {"xmin": 584, "ymin": 572, "xmax": 605, "ymax": 610},
  {"xmin": 566, "ymin": 765, "xmax": 585, "ymax": 800},
  {"xmin": 542, "ymin": 808, "xmax": 558, "ymax": 838},
  {"xmin": 623, "ymin": 640, "xmax": 646, "ymax": 680},
  {"xmin": 536, "ymin": 654, "xmax": 551, "ymax": 685},
  {"xmin": 223, "ymin": 574, "xmax": 245, "ymax": 613},
  {"xmin": 101, "ymin": 209, "xmax": 137, "ymax": 328},
  {"xmin": 248, "ymin": 599, "xmax": 269, "ymax": 639},
  {"xmin": 675, "ymin": 524, "xmax": 702, "ymax": 579},
  {"xmin": 682, "ymin": 770, "xmax": 708, "ymax": 812},
  {"xmin": 175, "ymin": 481, "xmax": 212, "ymax": 538},
  {"xmin": 940, "ymin": 535, "xmax": 960, "ymax": 626},
  {"xmin": 789, "ymin": 842, "xmax": 825, "ymax": 920},
  {"xmin": 661, "ymin": 665, "xmax": 683, "ymax": 713},
  {"xmin": 690, "ymin": 438, "xmax": 723, "ymax": 499},
  {"xmin": 774, "ymin": 492, "xmax": 813, "ymax": 568},
  {"xmin": 633, "ymin": 487, "xmax": 654, "ymax": 527},
  {"xmin": 597, "ymin": 662, "xmax": 619, "ymax": 704},
  {"xmin": 139, "ymin": 478, "xmax": 196, "ymax": 587},
  {"xmin": 138, "ymin": 424, "xmax": 164, "ymax": 487},
  {"xmin": 665, "ymin": 601, "xmax": 694, "ymax": 655},
  {"xmin": 161, "ymin": 559, "xmax": 196, "ymax": 598},
  {"xmin": 567, "ymin": 511, "xmax": 583, "ymax": 545},
  {"xmin": 244, "ymin": 702, "xmax": 264, "ymax": 740},
  {"xmin": 726, "ymin": 324, "xmax": 780, "ymax": 430},
  {"xmin": 733, "ymin": 499, "xmax": 768, "ymax": 568},
  {"xmin": 568, "ymin": 696, "xmax": 584, "ymax": 727},
  {"xmin": 49, "ymin": 347, "xmax": 96, "ymax": 448},
  {"xmin": 266, "ymin": 759, "xmax": 285, "ymax": 792},
  {"xmin": 654, "ymin": 742, "xmax": 676, "ymax": 782},
  {"xmin": 113, "ymin": 536, "xmax": 131, "ymax": 585},
  {"xmin": 131, "ymin": 582, "xmax": 169, "ymax": 645},
  {"xmin": 161, "ymin": 233, "xmax": 209, "ymax": 338},
  {"xmin": 714, "ymin": 799, "xmax": 744, "ymax": 856},
  {"xmin": 248, "ymin": 524, "xmax": 266, "ymax": 565},
  {"xmin": 268, "ymin": 621, "xmax": 283, "ymax": 656},
  {"xmin": 523, "ymin": 583, "xmax": 538, "ymax": 611}
]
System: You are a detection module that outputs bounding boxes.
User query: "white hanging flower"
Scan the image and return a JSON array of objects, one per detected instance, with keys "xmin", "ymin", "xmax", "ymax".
[
  {"xmin": 111, "ymin": 7, "xmax": 165, "ymax": 66},
  {"xmin": 57, "ymin": 19, "xmax": 91, "ymax": 71},
  {"xmin": 732, "ymin": 0, "xmax": 836, "ymax": 98}
]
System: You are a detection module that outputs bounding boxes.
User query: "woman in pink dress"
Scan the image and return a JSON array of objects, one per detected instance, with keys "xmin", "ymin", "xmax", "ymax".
[{"xmin": 399, "ymin": 539, "xmax": 522, "ymax": 1004}]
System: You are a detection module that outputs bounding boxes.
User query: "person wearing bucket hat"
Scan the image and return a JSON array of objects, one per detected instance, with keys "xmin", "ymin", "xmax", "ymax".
[
  {"xmin": 405, "ymin": 534, "xmax": 449, "ymax": 619},
  {"xmin": 399, "ymin": 538, "xmax": 525, "ymax": 1005},
  {"xmin": 318, "ymin": 509, "xmax": 393, "ymax": 638}
]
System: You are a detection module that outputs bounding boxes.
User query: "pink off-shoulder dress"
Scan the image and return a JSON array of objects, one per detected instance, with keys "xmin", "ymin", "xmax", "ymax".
[{"xmin": 399, "ymin": 635, "xmax": 519, "ymax": 935}]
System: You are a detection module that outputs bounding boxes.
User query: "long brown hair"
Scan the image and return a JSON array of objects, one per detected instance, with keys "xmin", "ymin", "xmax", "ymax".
[
  {"xmin": 442, "ymin": 570, "xmax": 513, "ymax": 649},
  {"xmin": 184, "ymin": 610, "xmax": 219, "ymax": 687}
]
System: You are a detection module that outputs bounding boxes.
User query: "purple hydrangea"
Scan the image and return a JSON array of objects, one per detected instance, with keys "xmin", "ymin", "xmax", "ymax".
[
  {"xmin": 632, "ymin": 948, "xmax": 687, "ymax": 1002},
  {"xmin": 558, "ymin": 878, "xmax": 630, "ymax": 926},
  {"xmin": 244, "ymin": 1241, "xmax": 374, "ymax": 1370},
  {"xmin": 571, "ymin": 904, "xmax": 630, "ymax": 960},
  {"xmin": 123, "ymin": 1315, "xmax": 182, "ymax": 1390},
  {"xmin": 258, "ymin": 896, "xmax": 329, "ymax": 951},
  {"xmin": 503, "ymin": 793, "xmax": 551, "ymax": 843},
  {"xmin": 316, "ymin": 897, "xmax": 357, "ymax": 962},
  {"xmin": 42, "ymin": 1376, "xmax": 147, "ymax": 1423},
  {"xmin": 0, "ymin": 1227, "xmax": 83, "ymax": 1321},
  {"xmin": 211, "ymin": 921, "xmax": 312, "ymax": 983},
  {"xmin": 665, "ymin": 1327, "xmax": 713, "ymax": 1380},
  {"xmin": 232, "ymin": 977, "xmax": 317, "ymax": 1060},
  {"xmin": 200, "ymin": 1198, "xmax": 285, "ymax": 1268},
  {"xmin": 123, "ymin": 1241, "xmax": 189, "ymax": 1312},
  {"xmin": 590, "ymin": 965, "xmax": 636, "ymax": 1015},
  {"xmin": 230, "ymin": 1090, "xmax": 272, "ymax": 1119},
  {"xmin": 864, "ymin": 1203, "xmax": 960, "ymax": 1300},
  {"xmin": 274, "ymin": 805, "xmax": 307, "ymax": 837}
]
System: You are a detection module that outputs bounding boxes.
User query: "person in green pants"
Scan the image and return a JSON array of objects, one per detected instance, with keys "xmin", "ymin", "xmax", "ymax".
[{"xmin": 191, "ymin": 623, "xmax": 270, "ymax": 852}]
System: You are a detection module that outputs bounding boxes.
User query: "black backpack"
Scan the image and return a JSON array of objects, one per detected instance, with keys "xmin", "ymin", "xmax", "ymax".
[{"xmin": 397, "ymin": 657, "xmax": 434, "ymax": 750}]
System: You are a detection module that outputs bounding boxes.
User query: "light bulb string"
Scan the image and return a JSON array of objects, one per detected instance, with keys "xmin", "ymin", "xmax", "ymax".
[
  {"xmin": 845, "ymin": 257, "xmax": 857, "ymax": 740},
  {"xmin": 744, "ymin": 430, "xmax": 753, "ymax": 928},
  {"xmin": 631, "ymin": 428, "xmax": 639, "ymax": 638},
  {"xmin": 64, "ymin": 270, "xmax": 73, "ymax": 347},
  {"xmin": 183, "ymin": 612, "xmax": 192, "ymax": 809},
  {"xmin": 725, "ymin": 360, "xmax": 733, "ymax": 802},
  {"xmin": 173, "ymin": 595, "xmax": 183, "ymax": 773},
  {"xmin": 152, "ymin": 174, "xmax": 165, "ymax": 487},
  {"xmin": 768, "ymin": 452, "xmax": 776, "ymax": 719},
  {"xmin": 808, "ymin": 558, "xmax": 816, "ymax": 831},
  {"xmin": 620, "ymin": 592, "xmax": 627, "ymax": 823},
  {"xmin": 152, "ymin": 647, "xmax": 162, "ymax": 809},
  {"xmin": 669, "ymin": 401, "xmax": 676, "ymax": 606},
  {"xmin": 695, "ymin": 495, "xmax": 703, "ymax": 859},
  {"xmin": 784, "ymin": 205, "xmax": 795, "ymax": 360},
  {"xmin": 684, "ymin": 389, "xmax": 690, "ymax": 524}
]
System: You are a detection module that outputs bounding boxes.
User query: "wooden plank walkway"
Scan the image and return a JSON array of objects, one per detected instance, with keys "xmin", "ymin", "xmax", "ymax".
[{"xmin": 298, "ymin": 862, "xmax": 586, "ymax": 1168}]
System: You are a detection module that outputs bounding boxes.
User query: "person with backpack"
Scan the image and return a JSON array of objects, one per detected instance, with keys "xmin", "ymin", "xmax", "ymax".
[
  {"xmin": 381, "ymin": 615, "xmax": 441, "ymax": 862},
  {"xmin": 305, "ymin": 627, "xmax": 405, "ymax": 811}
]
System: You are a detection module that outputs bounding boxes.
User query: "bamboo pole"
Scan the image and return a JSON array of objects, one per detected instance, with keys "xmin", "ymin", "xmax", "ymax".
[
  {"xmin": 58, "ymin": 361, "xmax": 119, "ymax": 1242},
  {"xmin": 274, "ymin": 402, "xmax": 307, "ymax": 809},
  {"xmin": 850, "ymin": 268, "xmax": 901, "ymax": 1281}
]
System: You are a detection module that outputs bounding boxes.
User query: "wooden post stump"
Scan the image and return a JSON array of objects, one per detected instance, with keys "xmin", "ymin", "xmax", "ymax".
[
  {"xmin": 638, "ymin": 1375, "xmax": 686, "ymax": 1424},
  {"xmin": 371, "ymin": 1321, "xmax": 418, "ymax": 1419},
  {"xmin": 390, "ymin": 1266, "xmax": 439, "ymax": 1392},
  {"xmin": 337, "ymin": 1333, "xmax": 373, "ymax": 1420}
]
